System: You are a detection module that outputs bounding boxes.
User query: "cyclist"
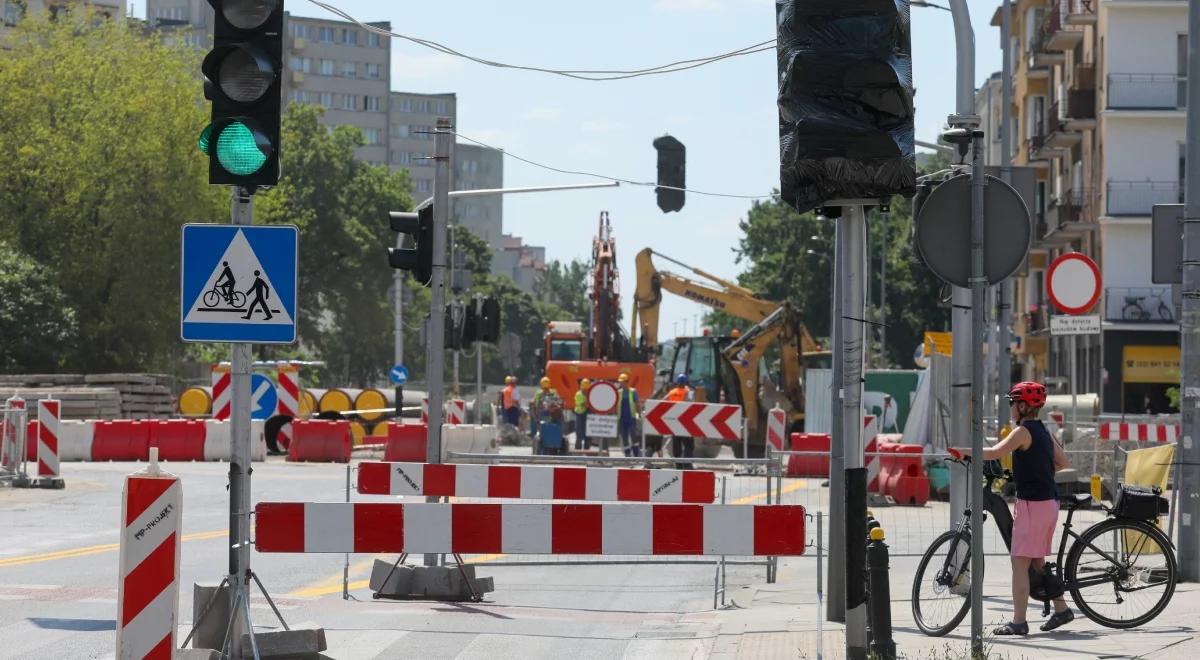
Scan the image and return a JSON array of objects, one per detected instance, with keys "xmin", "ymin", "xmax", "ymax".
[{"xmin": 953, "ymin": 381, "xmax": 1073, "ymax": 636}]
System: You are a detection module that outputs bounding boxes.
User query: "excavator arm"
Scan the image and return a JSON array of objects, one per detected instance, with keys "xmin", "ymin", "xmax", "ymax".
[{"xmin": 722, "ymin": 303, "xmax": 822, "ymax": 434}]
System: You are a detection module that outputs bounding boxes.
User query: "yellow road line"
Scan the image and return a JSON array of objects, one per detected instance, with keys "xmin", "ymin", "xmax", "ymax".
[
  {"xmin": 0, "ymin": 529, "xmax": 228, "ymax": 568},
  {"xmin": 290, "ymin": 553, "xmax": 511, "ymax": 598},
  {"xmin": 732, "ymin": 479, "xmax": 807, "ymax": 505}
]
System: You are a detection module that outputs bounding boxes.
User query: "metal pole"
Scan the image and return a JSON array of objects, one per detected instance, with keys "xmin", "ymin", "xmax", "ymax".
[
  {"xmin": 968, "ymin": 129, "xmax": 987, "ymax": 657},
  {"xmin": 424, "ymin": 117, "xmax": 453, "ymax": 567},
  {"xmin": 1070, "ymin": 335, "xmax": 1078, "ymax": 444},
  {"xmin": 997, "ymin": 0, "xmax": 1014, "ymax": 445},
  {"xmin": 1179, "ymin": 0, "xmax": 1200, "ymax": 582},
  {"xmin": 842, "ymin": 205, "xmax": 868, "ymax": 660},
  {"xmin": 227, "ymin": 187, "xmax": 254, "ymax": 657},
  {"xmin": 827, "ymin": 212, "xmax": 846, "ymax": 623},
  {"xmin": 879, "ymin": 211, "xmax": 887, "ymax": 368},
  {"xmin": 394, "ymin": 246, "xmax": 404, "ymax": 368}
]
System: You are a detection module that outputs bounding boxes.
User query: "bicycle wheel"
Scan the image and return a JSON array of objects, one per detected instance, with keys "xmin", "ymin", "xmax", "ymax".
[
  {"xmin": 1065, "ymin": 518, "xmax": 1177, "ymax": 629},
  {"xmin": 231, "ymin": 291, "xmax": 247, "ymax": 308},
  {"xmin": 912, "ymin": 529, "xmax": 978, "ymax": 636},
  {"xmin": 202, "ymin": 290, "xmax": 220, "ymax": 308}
]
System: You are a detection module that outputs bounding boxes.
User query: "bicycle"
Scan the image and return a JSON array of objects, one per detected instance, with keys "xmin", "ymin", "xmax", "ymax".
[
  {"xmin": 203, "ymin": 284, "xmax": 246, "ymax": 309},
  {"xmin": 1122, "ymin": 293, "xmax": 1172, "ymax": 322},
  {"xmin": 911, "ymin": 456, "xmax": 1176, "ymax": 636}
]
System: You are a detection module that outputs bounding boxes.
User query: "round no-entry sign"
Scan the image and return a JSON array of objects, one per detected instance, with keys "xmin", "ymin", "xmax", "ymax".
[
  {"xmin": 587, "ymin": 381, "xmax": 619, "ymax": 414},
  {"xmin": 1046, "ymin": 252, "xmax": 1101, "ymax": 315}
]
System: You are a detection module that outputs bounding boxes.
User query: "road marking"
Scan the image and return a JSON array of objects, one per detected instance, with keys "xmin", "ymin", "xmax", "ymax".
[
  {"xmin": 289, "ymin": 553, "xmax": 510, "ymax": 598},
  {"xmin": 0, "ymin": 529, "xmax": 227, "ymax": 568},
  {"xmin": 732, "ymin": 479, "xmax": 807, "ymax": 505}
]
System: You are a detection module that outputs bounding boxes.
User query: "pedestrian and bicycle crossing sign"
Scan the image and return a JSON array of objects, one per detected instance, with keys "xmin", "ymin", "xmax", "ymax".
[{"xmin": 180, "ymin": 224, "xmax": 298, "ymax": 343}]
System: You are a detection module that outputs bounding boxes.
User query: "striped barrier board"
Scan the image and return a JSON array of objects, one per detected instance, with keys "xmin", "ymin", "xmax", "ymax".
[
  {"xmin": 862, "ymin": 415, "xmax": 879, "ymax": 491},
  {"xmin": 255, "ymin": 502, "xmax": 806, "ymax": 556},
  {"xmin": 358, "ymin": 462, "xmax": 716, "ymax": 503},
  {"xmin": 766, "ymin": 407, "xmax": 786, "ymax": 451},
  {"xmin": 642, "ymin": 400, "xmax": 742, "ymax": 440},
  {"xmin": 421, "ymin": 398, "xmax": 466, "ymax": 425},
  {"xmin": 116, "ymin": 459, "xmax": 182, "ymax": 660},
  {"xmin": 211, "ymin": 365, "xmax": 231, "ymax": 421},
  {"xmin": 1099, "ymin": 422, "xmax": 1179, "ymax": 443},
  {"xmin": 37, "ymin": 399, "xmax": 60, "ymax": 480},
  {"xmin": 276, "ymin": 364, "xmax": 300, "ymax": 450}
]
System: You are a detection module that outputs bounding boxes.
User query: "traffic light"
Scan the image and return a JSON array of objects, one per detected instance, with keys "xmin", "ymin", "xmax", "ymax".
[
  {"xmin": 388, "ymin": 206, "xmax": 433, "ymax": 286},
  {"xmin": 199, "ymin": 0, "xmax": 284, "ymax": 187},
  {"xmin": 653, "ymin": 135, "xmax": 686, "ymax": 213},
  {"xmin": 776, "ymin": 1, "xmax": 915, "ymax": 214}
]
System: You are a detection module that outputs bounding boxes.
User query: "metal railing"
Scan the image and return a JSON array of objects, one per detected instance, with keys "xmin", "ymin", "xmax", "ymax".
[
  {"xmin": 1107, "ymin": 73, "xmax": 1187, "ymax": 110},
  {"xmin": 1106, "ymin": 180, "xmax": 1182, "ymax": 216},
  {"xmin": 0, "ymin": 403, "xmax": 29, "ymax": 486},
  {"xmin": 1046, "ymin": 188, "xmax": 1094, "ymax": 232},
  {"xmin": 1042, "ymin": 0, "xmax": 1089, "ymax": 47},
  {"xmin": 1027, "ymin": 133, "xmax": 1046, "ymax": 161},
  {"xmin": 1104, "ymin": 286, "xmax": 1176, "ymax": 323},
  {"xmin": 1065, "ymin": 89, "xmax": 1096, "ymax": 119}
]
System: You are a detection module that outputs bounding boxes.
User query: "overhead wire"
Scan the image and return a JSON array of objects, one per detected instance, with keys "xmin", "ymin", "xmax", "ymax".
[
  {"xmin": 305, "ymin": 0, "xmax": 775, "ymax": 81},
  {"xmin": 452, "ymin": 131, "xmax": 779, "ymax": 200}
]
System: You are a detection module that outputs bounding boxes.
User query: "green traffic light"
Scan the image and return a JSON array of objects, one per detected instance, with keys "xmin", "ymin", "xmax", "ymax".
[
  {"xmin": 198, "ymin": 124, "xmax": 213, "ymax": 156},
  {"xmin": 215, "ymin": 121, "xmax": 268, "ymax": 175}
]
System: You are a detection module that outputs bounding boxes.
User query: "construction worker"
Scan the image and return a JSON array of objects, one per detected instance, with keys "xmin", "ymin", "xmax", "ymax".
[
  {"xmin": 530, "ymin": 376, "xmax": 552, "ymax": 452},
  {"xmin": 666, "ymin": 373, "xmax": 696, "ymax": 470},
  {"xmin": 617, "ymin": 373, "xmax": 641, "ymax": 457},
  {"xmin": 500, "ymin": 376, "xmax": 521, "ymax": 428},
  {"xmin": 532, "ymin": 377, "xmax": 564, "ymax": 455},
  {"xmin": 574, "ymin": 378, "xmax": 591, "ymax": 451}
]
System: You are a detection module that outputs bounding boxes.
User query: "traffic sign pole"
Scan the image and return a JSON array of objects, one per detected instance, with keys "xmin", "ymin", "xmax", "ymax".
[{"xmin": 228, "ymin": 187, "xmax": 253, "ymax": 656}]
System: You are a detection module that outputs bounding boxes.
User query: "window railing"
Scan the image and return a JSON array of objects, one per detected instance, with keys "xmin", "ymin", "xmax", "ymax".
[
  {"xmin": 1106, "ymin": 181, "xmax": 1182, "ymax": 216},
  {"xmin": 1105, "ymin": 287, "xmax": 1175, "ymax": 323},
  {"xmin": 1107, "ymin": 73, "xmax": 1187, "ymax": 110}
]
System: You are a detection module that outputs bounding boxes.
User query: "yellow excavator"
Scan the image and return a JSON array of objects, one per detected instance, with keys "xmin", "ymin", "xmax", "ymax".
[{"xmin": 631, "ymin": 248, "xmax": 824, "ymax": 457}]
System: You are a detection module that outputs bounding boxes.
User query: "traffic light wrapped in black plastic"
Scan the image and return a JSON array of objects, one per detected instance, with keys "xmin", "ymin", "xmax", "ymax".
[{"xmin": 777, "ymin": 0, "xmax": 915, "ymax": 214}]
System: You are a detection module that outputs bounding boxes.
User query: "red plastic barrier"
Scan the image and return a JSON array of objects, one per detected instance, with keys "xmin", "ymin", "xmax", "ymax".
[
  {"xmin": 358, "ymin": 435, "xmax": 388, "ymax": 448},
  {"xmin": 384, "ymin": 422, "xmax": 427, "ymax": 462},
  {"xmin": 148, "ymin": 419, "xmax": 206, "ymax": 461},
  {"xmin": 25, "ymin": 421, "xmax": 37, "ymax": 461},
  {"xmin": 875, "ymin": 441, "xmax": 899, "ymax": 496},
  {"xmin": 91, "ymin": 420, "xmax": 151, "ymax": 461},
  {"xmin": 785, "ymin": 432, "xmax": 831, "ymax": 477},
  {"xmin": 288, "ymin": 420, "xmax": 352, "ymax": 463},
  {"xmin": 884, "ymin": 444, "xmax": 929, "ymax": 506}
]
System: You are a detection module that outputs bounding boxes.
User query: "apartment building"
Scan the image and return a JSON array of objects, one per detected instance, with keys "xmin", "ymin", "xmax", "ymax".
[
  {"xmin": 454, "ymin": 143, "xmax": 504, "ymax": 253},
  {"xmin": 1, "ymin": 0, "xmax": 123, "ymax": 42},
  {"xmin": 995, "ymin": 0, "xmax": 1181, "ymax": 414},
  {"xmin": 388, "ymin": 91, "xmax": 455, "ymax": 202},
  {"xmin": 495, "ymin": 235, "xmax": 546, "ymax": 292}
]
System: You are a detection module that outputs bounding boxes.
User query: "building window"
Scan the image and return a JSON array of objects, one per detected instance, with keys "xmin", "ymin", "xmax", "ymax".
[
  {"xmin": 363, "ymin": 128, "xmax": 381, "ymax": 145},
  {"xmin": 414, "ymin": 99, "xmax": 429, "ymax": 113},
  {"xmin": 392, "ymin": 124, "xmax": 409, "ymax": 138},
  {"xmin": 318, "ymin": 92, "xmax": 333, "ymax": 108},
  {"xmin": 342, "ymin": 61, "xmax": 356, "ymax": 77},
  {"xmin": 319, "ymin": 59, "xmax": 335, "ymax": 76},
  {"xmin": 291, "ymin": 23, "xmax": 308, "ymax": 39},
  {"xmin": 368, "ymin": 32, "xmax": 381, "ymax": 48},
  {"xmin": 365, "ymin": 96, "xmax": 382, "ymax": 112},
  {"xmin": 366, "ymin": 63, "xmax": 381, "ymax": 79},
  {"xmin": 397, "ymin": 98, "xmax": 412, "ymax": 112},
  {"xmin": 340, "ymin": 28, "xmax": 357, "ymax": 45},
  {"xmin": 435, "ymin": 100, "xmax": 448, "ymax": 115},
  {"xmin": 318, "ymin": 26, "xmax": 334, "ymax": 42},
  {"xmin": 415, "ymin": 179, "xmax": 431, "ymax": 194},
  {"xmin": 3, "ymin": 0, "xmax": 25, "ymax": 26},
  {"xmin": 393, "ymin": 151, "xmax": 412, "ymax": 165}
]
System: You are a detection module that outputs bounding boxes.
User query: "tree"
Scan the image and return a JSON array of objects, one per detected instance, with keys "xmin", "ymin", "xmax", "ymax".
[
  {"xmin": 0, "ymin": 242, "xmax": 78, "ymax": 372},
  {"xmin": 535, "ymin": 259, "xmax": 590, "ymax": 322},
  {"xmin": 256, "ymin": 104, "xmax": 414, "ymax": 386},
  {"xmin": 0, "ymin": 10, "xmax": 226, "ymax": 372}
]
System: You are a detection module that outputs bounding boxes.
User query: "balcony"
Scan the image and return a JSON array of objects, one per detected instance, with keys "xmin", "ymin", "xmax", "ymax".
[
  {"xmin": 1029, "ymin": 32, "xmax": 1065, "ymax": 68},
  {"xmin": 1072, "ymin": 62, "xmax": 1096, "ymax": 91},
  {"xmin": 1027, "ymin": 134, "xmax": 1051, "ymax": 166},
  {"xmin": 1045, "ymin": 188, "xmax": 1096, "ymax": 241},
  {"xmin": 1042, "ymin": 0, "xmax": 1090, "ymax": 51},
  {"xmin": 1107, "ymin": 74, "xmax": 1186, "ymax": 110},
  {"xmin": 1105, "ymin": 287, "xmax": 1176, "ymax": 324},
  {"xmin": 1106, "ymin": 180, "xmax": 1182, "ymax": 216},
  {"xmin": 1046, "ymin": 101, "xmax": 1083, "ymax": 148}
]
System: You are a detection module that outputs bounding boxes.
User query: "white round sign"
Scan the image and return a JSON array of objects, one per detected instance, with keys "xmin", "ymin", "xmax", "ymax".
[
  {"xmin": 1046, "ymin": 252, "xmax": 1102, "ymax": 315},
  {"xmin": 587, "ymin": 381, "xmax": 619, "ymax": 414}
]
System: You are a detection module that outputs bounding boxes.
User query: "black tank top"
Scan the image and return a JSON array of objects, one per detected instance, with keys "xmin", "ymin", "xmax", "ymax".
[{"xmin": 1013, "ymin": 420, "xmax": 1058, "ymax": 501}]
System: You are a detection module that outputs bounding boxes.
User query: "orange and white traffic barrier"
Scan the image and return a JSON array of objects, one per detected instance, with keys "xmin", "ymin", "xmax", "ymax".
[
  {"xmin": 276, "ymin": 364, "xmax": 300, "ymax": 450},
  {"xmin": 358, "ymin": 462, "xmax": 716, "ymax": 503},
  {"xmin": 446, "ymin": 399, "xmax": 466, "ymax": 425},
  {"xmin": 1099, "ymin": 421, "xmax": 1179, "ymax": 443},
  {"xmin": 211, "ymin": 365, "xmax": 231, "ymax": 421},
  {"xmin": 36, "ymin": 399, "xmax": 61, "ymax": 482},
  {"xmin": 766, "ymin": 406, "xmax": 787, "ymax": 452},
  {"xmin": 116, "ymin": 449, "xmax": 181, "ymax": 659},
  {"xmin": 255, "ymin": 502, "xmax": 806, "ymax": 556}
]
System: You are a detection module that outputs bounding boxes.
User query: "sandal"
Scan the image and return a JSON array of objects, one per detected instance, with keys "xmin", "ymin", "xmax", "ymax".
[
  {"xmin": 1040, "ymin": 609, "xmax": 1074, "ymax": 632},
  {"xmin": 993, "ymin": 621, "xmax": 1029, "ymax": 636}
]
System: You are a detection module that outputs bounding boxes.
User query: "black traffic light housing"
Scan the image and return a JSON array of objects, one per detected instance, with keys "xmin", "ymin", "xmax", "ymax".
[
  {"xmin": 201, "ymin": 0, "xmax": 284, "ymax": 187},
  {"xmin": 389, "ymin": 206, "xmax": 433, "ymax": 286},
  {"xmin": 653, "ymin": 135, "xmax": 686, "ymax": 213}
]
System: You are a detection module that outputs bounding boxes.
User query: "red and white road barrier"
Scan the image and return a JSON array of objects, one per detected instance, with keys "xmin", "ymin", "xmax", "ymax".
[
  {"xmin": 421, "ymin": 398, "xmax": 466, "ymax": 425},
  {"xmin": 766, "ymin": 407, "xmax": 787, "ymax": 451},
  {"xmin": 24, "ymin": 418, "xmax": 265, "ymax": 463},
  {"xmin": 255, "ymin": 502, "xmax": 806, "ymax": 556},
  {"xmin": 862, "ymin": 415, "xmax": 880, "ymax": 491},
  {"xmin": 116, "ymin": 451, "xmax": 181, "ymax": 660},
  {"xmin": 36, "ymin": 399, "xmax": 60, "ymax": 480},
  {"xmin": 358, "ymin": 462, "xmax": 715, "ymax": 503},
  {"xmin": 211, "ymin": 365, "xmax": 231, "ymax": 421},
  {"xmin": 276, "ymin": 364, "xmax": 300, "ymax": 450},
  {"xmin": 642, "ymin": 400, "xmax": 742, "ymax": 440},
  {"xmin": 1099, "ymin": 422, "xmax": 1179, "ymax": 443}
]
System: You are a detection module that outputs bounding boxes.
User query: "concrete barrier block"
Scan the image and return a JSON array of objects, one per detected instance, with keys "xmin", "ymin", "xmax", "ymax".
[
  {"xmin": 238, "ymin": 627, "xmax": 327, "ymax": 658},
  {"xmin": 368, "ymin": 559, "xmax": 413, "ymax": 595},
  {"xmin": 191, "ymin": 582, "xmax": 231, "ymax": 651},
  {"xmin": 177, "ymin": 649, "xmax": 221, "ymax": 660}
]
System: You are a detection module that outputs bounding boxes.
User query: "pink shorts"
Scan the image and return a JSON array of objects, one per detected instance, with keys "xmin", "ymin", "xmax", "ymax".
[{"xmin": 1012, "ymin": 499, "xmax": 1059, "ymax": 558}]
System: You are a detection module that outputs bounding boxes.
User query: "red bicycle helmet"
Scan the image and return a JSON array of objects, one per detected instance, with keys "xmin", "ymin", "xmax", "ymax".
[{"xmin": 1008, "ymin": 381, "xmax": 1047, "ymax": 408}]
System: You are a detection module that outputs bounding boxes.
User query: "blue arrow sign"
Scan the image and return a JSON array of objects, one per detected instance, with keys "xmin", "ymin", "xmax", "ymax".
[
  {"xmin": 181, "ymin": 224, "xmax": 298, "ymax": 343},
  {"xmin": 250, "ymin": 373, "xmax": 278, "ymax": 420},
  {"xmin": 390, "ymin": 364, "xmax": 409, "ymax": 385}
]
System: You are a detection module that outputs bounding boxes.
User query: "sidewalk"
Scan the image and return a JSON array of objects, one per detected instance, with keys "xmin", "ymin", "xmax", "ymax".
[{"xmin": 690, "ymin": 554, "xmax": 1200, "ymax": 659}]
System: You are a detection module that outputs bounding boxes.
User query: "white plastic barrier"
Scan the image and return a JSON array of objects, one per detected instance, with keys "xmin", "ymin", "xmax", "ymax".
[
  {"xmin": 441, "ymin": 424, "xmax": 499, "ymax": 462},
  {"xmin": 201, "ymin": 419, "xmax": 267, "ymax": 462},
  {"xmin": 57, "ymin": 420, "xmax": 95, "ymax": 461}
]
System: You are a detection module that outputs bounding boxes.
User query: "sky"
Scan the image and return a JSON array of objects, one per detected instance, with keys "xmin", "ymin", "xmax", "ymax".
[{"xmin": 147, "ymin": 0, "xmax": 1003, "ymax": 341}]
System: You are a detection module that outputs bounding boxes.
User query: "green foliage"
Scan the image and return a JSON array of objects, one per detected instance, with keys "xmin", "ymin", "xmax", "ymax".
[
  {"xmin": 452, "ymin": 224, "xmax": 493, "ymax": 275},
  {"xmin": 535, "ymin": 259, "xmax": 590, "ymax": 322},
  {"xmin": 0, "ymin": 11, "xmax": 225, "ymax": 372},
  {"xmin": 1168, "ymin": 386, "xmax": 1180, "ymax": 410},
  {"xmin": 0, "ymin": 242, "xmax": 78, "ymax": 372},
  {"xmin": 255, "ymin": 104, "xmax": 414, "ymax": 386}
]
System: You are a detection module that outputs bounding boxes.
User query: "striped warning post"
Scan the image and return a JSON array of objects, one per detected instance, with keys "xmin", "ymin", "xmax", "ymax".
[
  {"xmin": 1099, "ymin": 422, "xmax": 1179, "ymax": 443},
  {"xmin": 276, "ymin": 364, "xmax": 300, "ymax": 450},
  {"xmin": 420, "ymin": 398, "xmax": 428, "ymax": 425},
  {"xmin": 446, "ymin": 399, "xmax": 466, "ymax": 425},
  {"xmin": 36, "ymin": 399, "xmax": 60, "ymax": 480},
  {"xmin": 358, "ymin": 462, "xmax": 716, "ymax": 503},
  {"xmin": 211, "ymin": 365, "xmax": 231, "ymax": 421},
  {"xmin": 255, "ymin": 502, "xmax": 806, "ymax": 556},
  {"xmin": 863, "ymin": 415, "xmax": 880, "ymax": 491},
  {"xmin": 116, "ymin": 454, "xmax": 182, "ymax": 660},
  {"xmin": 766, "ymin": 406, "xmax": 787, "ymax": 451}
]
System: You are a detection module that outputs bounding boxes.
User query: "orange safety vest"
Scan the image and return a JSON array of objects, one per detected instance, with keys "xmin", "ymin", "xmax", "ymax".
[
  {"xmin": 666, "ymin": 386, "xmax": 689, "ymax": 402},
  {"xmin": 502, "ymin": 384, "xmax": 516, "ymax": 409}
]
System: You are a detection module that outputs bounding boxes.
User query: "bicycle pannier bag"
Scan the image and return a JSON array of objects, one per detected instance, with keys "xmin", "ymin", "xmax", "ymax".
[{"xmin": 1113, "ymin": 485, "xmax": 1169, "ymax": 521}]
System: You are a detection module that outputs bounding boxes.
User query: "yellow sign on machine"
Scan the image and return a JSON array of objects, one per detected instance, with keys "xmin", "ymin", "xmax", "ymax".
[{"xmin": 924, "ymin": 331, "xmax": 953, "ymax": 357}]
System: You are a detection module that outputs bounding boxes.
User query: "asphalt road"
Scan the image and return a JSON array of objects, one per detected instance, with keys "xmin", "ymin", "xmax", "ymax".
[{"xmin": 0, "ymin": 458, "xmax": 781, "ymax": 659}]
